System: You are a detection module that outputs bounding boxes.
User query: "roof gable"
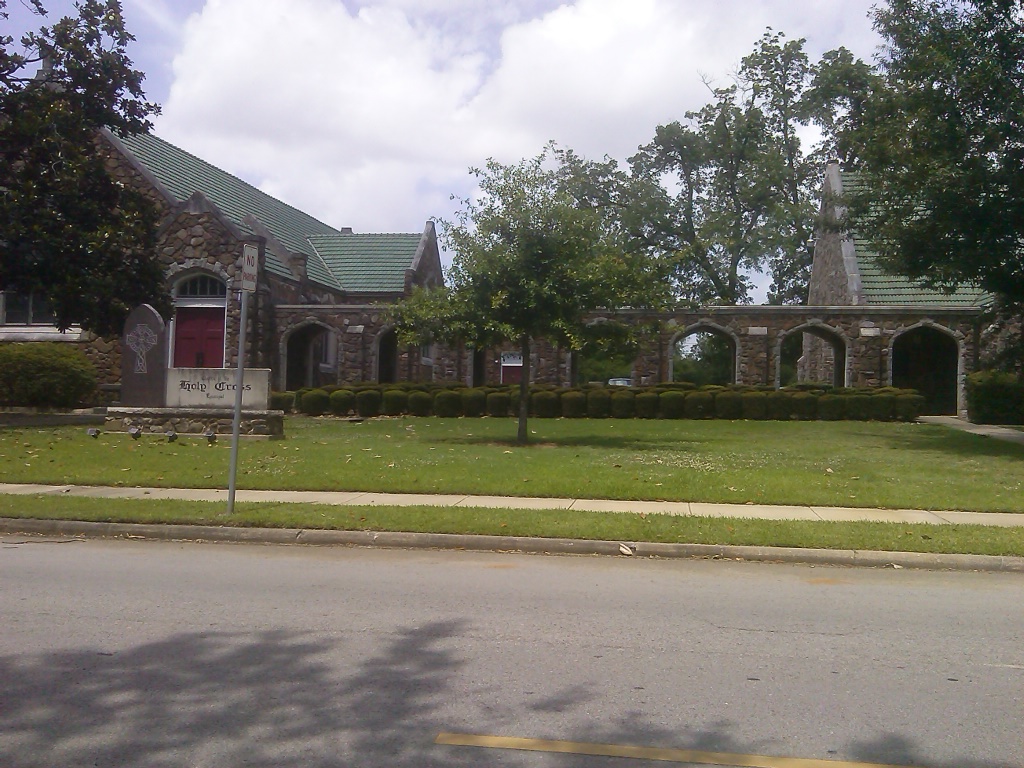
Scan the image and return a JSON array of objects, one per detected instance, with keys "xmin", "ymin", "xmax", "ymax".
[
  {"xmin": 836, "ymin": 170, "xmax": 989, "ymax": 307},
  {"xmin": 107, "ymin": 130, "xmax": 341, "ymax": 289},
  {"xmin": 307, "ymin": 232, "xmax": 424, "ymax": 293}
]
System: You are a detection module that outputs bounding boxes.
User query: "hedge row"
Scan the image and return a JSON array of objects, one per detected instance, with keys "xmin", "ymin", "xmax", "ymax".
[
  {"xmin": 966, "ymin": 371, "xmax": 1024, "ymax": 425},
  {"xmin": 273, "ymin": 383, "xmax": 925, "ymax": 422},
  {"xmin": 0, "ymin": 343, "xmax": 98, "ymax": 408}
]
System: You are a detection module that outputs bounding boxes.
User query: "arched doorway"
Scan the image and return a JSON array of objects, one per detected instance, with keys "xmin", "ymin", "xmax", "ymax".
[
  {"xmin": 377, "ymin": 329, "xmax": 398, "ymax": 384},
  {"xmin": 785, "ymin": 325, "xmax": 847, "ymax": 388},
  {"xmin": 892, "ymin": 326, "xmax": 959, "ymax": 415},
  {"xmin": 671, "ymin": 327, "xmax": 736, "ymax": 385},
  {"xmin": 171, "ymin": 273, "xmax": 226, "ymax": 368},
  {"xmin": 285, "ymin": 323, "xmax": 337, "ymax": 391}
]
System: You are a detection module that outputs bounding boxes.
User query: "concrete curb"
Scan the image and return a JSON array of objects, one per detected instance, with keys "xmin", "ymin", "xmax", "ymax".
[{"xmin": 3, "ymin": 517, "xmax": 1022, "ymax": 573}]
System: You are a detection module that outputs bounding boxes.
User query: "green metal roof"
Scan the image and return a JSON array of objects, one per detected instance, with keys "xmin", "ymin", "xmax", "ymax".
[
  {"xmin": 112, "ymin": 131, "xmax": 341, "ymax": 289},
  {"xmin": 838, "ymin": 172, "xmax": 989, "ymax": 307},
  {"xmin": 307, "ymin": 233, "xmax": 422, "ymax": 292}
]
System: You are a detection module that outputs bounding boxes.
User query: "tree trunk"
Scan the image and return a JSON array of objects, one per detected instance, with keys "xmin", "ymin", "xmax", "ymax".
[{"xmin": 517, "ymin": 334, "xmax": 530, "ymax": 445}]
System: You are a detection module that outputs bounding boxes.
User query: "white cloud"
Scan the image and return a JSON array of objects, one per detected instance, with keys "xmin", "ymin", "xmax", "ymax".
[{"xmin": 154, "ymin": 0, "xmax": 880, "ymax": 242}]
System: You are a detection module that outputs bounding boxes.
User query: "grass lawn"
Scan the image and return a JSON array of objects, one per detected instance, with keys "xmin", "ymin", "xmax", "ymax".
[
  {"xmin": 2, "ymin": 495, "xmax": 1022, "ymax": 557},
  {"xmin": 1, "ymin": 416, "xmax": 1023, "ymax": 512}
]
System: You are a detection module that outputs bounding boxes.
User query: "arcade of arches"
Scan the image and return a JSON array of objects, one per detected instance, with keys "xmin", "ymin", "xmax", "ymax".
[{"xmin": 272, "ymin": 303, "xmax": 980, "ymax": 416}]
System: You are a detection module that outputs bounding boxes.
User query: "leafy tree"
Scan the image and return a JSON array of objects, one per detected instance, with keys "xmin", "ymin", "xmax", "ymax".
[
  {"xmin": 392, "ymin": 148, "xmax": 628, "ymax": 444},
  {"xmin": 845, "ymin": 0, "xmax": 1024, "ymax": 305},
  {"xmin": 566, "ymin": 31, "xmax": 837, "ymax": 308},
  {"xmin": 0, "ymin": 0, "xmax": 166, "ymax": 335}
]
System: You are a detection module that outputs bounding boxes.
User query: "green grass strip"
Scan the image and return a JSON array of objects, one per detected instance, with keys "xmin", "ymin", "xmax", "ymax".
[{"xmin": 3, "ymin": 495, "xmax": 1022, "ymax": 558}]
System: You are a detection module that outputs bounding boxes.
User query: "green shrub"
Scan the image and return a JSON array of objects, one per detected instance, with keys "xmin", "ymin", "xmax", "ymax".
[
  {"xmin": 560, "ymin": 390, "xmax": 587, "ymax": 418},
  {"xmin": 407, "ymin": 390, "xmax": 432, "ymax": 416},
  {"xmin": 433, "ymin": 389, "xmax": 463, "ymax": 417},
  {"xmin": 382, "ymin": 389, "xmax": 408, "ymax": 416},
  {"xmin": 966, "ymin": 371, "xmax": 1023, "ymax": 424},
  {"xmin": 486, "ymin": 391, "xmax": 510, "ymax": 417},
  {"xmin": 791, "ymin": 391, "xmax": 817, "ymax": 420},
  {"xmin": 293, "ymin": 388, "xmax": 311, "ymax": 406},
  {"xmin": 299, "ymin": 388, "xmax": 330, "ymax": 416},
  {"xmin": 740, "ymin": 391, "xmax": 768, "ymax": 420},
  {"xmin": 844, "ymin": 394, "xmax": 873, "ymax": 421},
  {"xmin": 817, "ymin": 394, "xmax": 845, "ymax": 421},
  {"xmin": 684, "ymin": 391, "xmax": 714, "ymax": 419},
  {"xmin": 610, "ymin": 390, "xmax": 635, "ymax": 418},
  {"xmin": 867, "ymin": 393, "xmax": 895, "ymax": 421},
  {"xmin": 461, "ymin": 388, "xmax": 488, "ymax": 417},
  {"xmin": 894, "ymin": 393, "xmax": 925, "ymax": 422},
  {"xmin": 635, "ymin": 392, "xmax": 659, "ymax": 419},
  {"xmin": 587, "ymin": 389, "xmax": 611, "ymax": 418},
  {"xmin": 269, "ymin": 391, "xmax": 295, "ymax": 412},
  {"xmin": 713, "ymin": 390, "xmax": 743, "ymax": 420},
  {"xmin": 0, "ymin": 343, "xmax": 98, "ymax": 408},
  {"xmin": 329, "ymin": 389, "xmax": 355, "ymax": 416},
  {"xmin": 532, "ymin": 390, "xmax": 560, "ymax": 418},
  {"xmin": 659, "ymin": 390, "xmax": 687, "ymax": 419},
  {"xmin": 356, "ymin": 388, "xmax": 382, "ymax": 417},
  {"xmin": 766, "ymin": 390, "xmax": 793, "ymax": 420}
]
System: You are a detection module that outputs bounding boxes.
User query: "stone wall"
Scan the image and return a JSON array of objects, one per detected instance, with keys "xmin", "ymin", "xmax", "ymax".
[{"xmin": 105, "ymin": 407, "xmax": 284, "ymax": 437}]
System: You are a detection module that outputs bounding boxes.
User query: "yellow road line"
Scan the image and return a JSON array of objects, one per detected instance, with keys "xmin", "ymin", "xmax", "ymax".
[{"xmin": 435, "ymin": 732, "xmax": 919, "ymax": 768}]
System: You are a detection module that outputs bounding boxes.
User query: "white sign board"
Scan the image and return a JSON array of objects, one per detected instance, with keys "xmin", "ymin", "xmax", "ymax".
[
  {"xmin": 501, "ymin": 352, "xmax": 523, "ymax": 366},
  {"xmin": 166, "ymin": 368, "xmax": 271, "ymax": 409},
  {"xmin": 241, "ymin": 243, "xmax": 259, "ymax": 293}
]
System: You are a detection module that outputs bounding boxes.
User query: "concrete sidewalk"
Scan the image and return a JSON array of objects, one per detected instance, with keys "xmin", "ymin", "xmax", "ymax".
[
  {"xmin": 918, "ymin": 415, "xmax": 1024, "ymax": 445},
  {"xmin": 2, "ymin": 482, "xmax": 1023, "ymax": 528}
]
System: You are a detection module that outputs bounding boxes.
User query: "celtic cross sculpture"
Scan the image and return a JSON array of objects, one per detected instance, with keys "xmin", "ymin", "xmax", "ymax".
[{"xmin": 126, "ymin": 323, "xmax": 158, "ymax": 374}]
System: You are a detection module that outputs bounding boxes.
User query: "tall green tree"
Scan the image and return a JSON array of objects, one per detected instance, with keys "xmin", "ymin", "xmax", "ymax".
[
  {"xmin": 567, "ymin": 31, "xmax": 835, "ymax": 307},
  {"xmin": 846, "ymin": 0, "xmax": 1024, "ymax": 305},
  {"xmin": 0, "ymin": 0, "xmax": 166, "ymax": 335},
  {"xmin": 392, "ymin": 148, "xmax": 629, "ymax": 444}
]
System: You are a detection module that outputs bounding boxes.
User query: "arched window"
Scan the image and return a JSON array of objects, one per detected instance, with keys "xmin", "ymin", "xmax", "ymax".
[{"xmin": 175, "ymin": 275, "xmax": 227, "ymax": 298}]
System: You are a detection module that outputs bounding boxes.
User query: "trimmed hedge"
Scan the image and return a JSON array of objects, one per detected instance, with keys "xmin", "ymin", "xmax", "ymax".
[
  {"xmin": 610, "ymin": 390, "xmax": 635, "ymax": 419},
  {"xmin": 532, "ymin": 390, "xmax": 560, "ymax": 418},
  {"xmin": 741, "ymin": 391, "xmax": 768, "ymax": 420},
  {"xmin": 817, "ymin": 394, "xmax": 845, "ymax": 421},
  {"xmin": 635, "ymin": 392, "xmax": 659, "ymax": 419},
  {"xmin": 299, "ymin": 389, "xmax": 330, "ymax": 416},
  {"xmin": 270, "ymin": 391, "xmax": 295, "ymax": 412},
  {"xmin": 967, "ymin": 371, "xmax": 1024, "ymax": 424},
  {"xmin": 329, "ymin": 389, "xmax": 354, "ymax": 416},
  {"xmin": 684, "ymin": 391, "xmax": 714, "ymax": 419},
  {"xmin": 659, "ymin": 390, "xmax": 686, "ymax": 419},
  {"xmin": 382, "ymin": 389, "xmax": 408, "ymax": 416},
  {"xmin": 433, "ymin": 389, "xmax": 463, "ymax": 417},
  {"xmin": 0, "ymin": 343, "xmax": 97, "ymax": 408},
  {"xmin": 356, "ymin": 389, "xmax": 382, "ymax": 417},
  {"xmin": 587, "ymin": 389, "xmax": 611, "ymax": 419},
  {"xmin": 486, "ymin": 391, "xmax": 510, "ymax": 417},
  {"xmin": 267, "ymin": 381, "xmax": 931, "ymax": 422},
  {"xmin": 408, "ymin": 390, "xmax": 433, "ymax": 417},
  {"xmin": 461, "ymin": 388, "xmax": 488, "ymax": 417},
  {"xmin": 561, "ymin": 390, "xmax": 587, "ymax": 418},
  {"xmin": 791, "ymin": 391, "xmax": 817, "ymax": 421},
  {"xmin": 713, "ymin": 390, "xmax": 743, "ymax": 420}
]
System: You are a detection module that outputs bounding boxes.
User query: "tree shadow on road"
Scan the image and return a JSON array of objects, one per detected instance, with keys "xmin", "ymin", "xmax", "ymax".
[{"xmin": 0, "ymin": 620, "xmax": 488, "ymax": 768}]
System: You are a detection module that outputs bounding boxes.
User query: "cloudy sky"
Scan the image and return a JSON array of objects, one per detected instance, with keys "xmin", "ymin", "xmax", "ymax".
[{"xmin": 11, "ymin": 0, "xmax": 882, "ymax": 291}]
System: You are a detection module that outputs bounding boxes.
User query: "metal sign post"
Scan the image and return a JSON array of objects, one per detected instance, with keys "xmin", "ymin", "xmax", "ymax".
[{"xmin": 227, "ymin": 243, "xmax": 259, "ymax": 514}]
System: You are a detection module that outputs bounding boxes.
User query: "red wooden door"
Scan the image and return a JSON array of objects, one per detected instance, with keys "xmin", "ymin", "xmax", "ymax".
[{"xmin": 174, "ymin": 307, "xmax": 225, "ymax": 368}]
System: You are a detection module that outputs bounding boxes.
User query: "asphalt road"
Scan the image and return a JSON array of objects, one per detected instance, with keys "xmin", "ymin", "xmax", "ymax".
[{"xmin": 1, "ymin": 536, "xmax": 1022, "ymax": 768}]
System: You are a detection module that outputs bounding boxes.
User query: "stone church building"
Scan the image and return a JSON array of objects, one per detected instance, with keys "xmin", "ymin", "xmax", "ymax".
[{"xmin": 0, "ymin": 132, "xmax": 993, "ymax": 415}]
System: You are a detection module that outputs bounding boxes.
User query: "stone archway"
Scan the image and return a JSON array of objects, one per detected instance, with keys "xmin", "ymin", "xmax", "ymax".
[
  {"xmin": 376, "ymin": 327, "xmax": 399, "ymax": 384},
  {"xmin": 669, "ymin": 323, "xmax": 738, "ymax": 385},
  {"xmin": 783, "ymin": 322, "xmax": 848, "ymax": 388},
  {"xmin": 891, "ymin": 324, "xmax": 960, "ymax": 415},
  {"xmin": 282, "ymin": 321, "xmax": 337, "ymax": 391}
]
